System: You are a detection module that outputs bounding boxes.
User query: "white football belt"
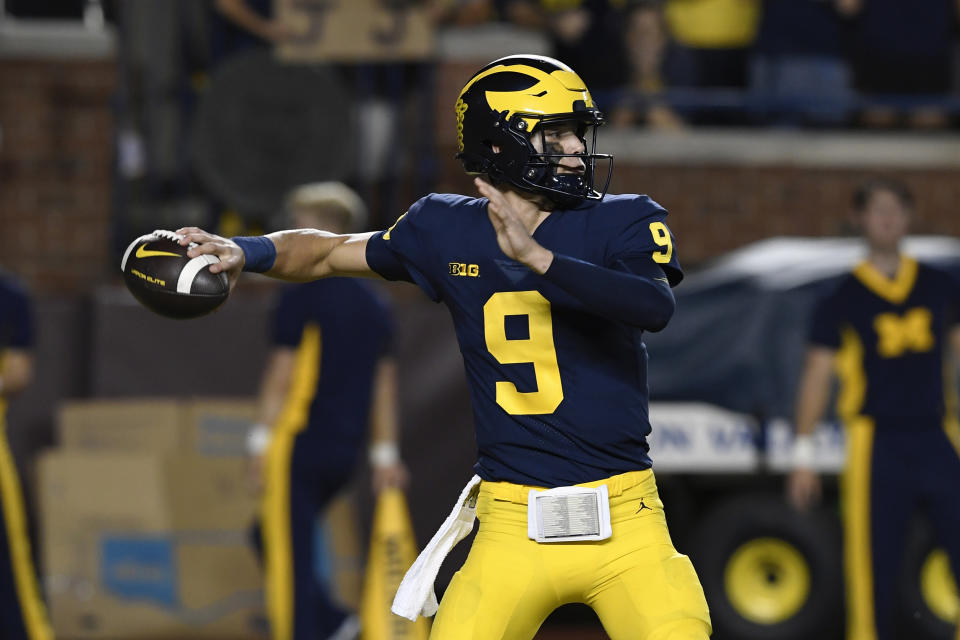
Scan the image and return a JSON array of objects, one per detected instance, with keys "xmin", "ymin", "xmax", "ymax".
[{"xmin": 391, "ymin": 475, "xmax": 482, "ymax": 621}]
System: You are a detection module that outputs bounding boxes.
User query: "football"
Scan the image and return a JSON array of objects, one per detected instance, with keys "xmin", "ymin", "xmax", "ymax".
[{"xmin": 120, "ymin": 229, "xmax": 229, "ymax": 319}]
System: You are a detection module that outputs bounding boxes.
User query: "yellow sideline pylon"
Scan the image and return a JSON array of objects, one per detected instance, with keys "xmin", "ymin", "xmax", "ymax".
[{"xmin": 360, "ymin": 488, "xmax": 429, "ymax": 640}]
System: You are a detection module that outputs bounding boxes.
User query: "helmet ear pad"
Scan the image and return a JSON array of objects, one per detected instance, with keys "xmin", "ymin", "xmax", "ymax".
[
  {"xmin": 484, "ymin": 117, "xmax": 539, "ymax": 187},
  {"xmin": 459, "ymin": 111, "xmax": 532, "ymax": 185}
]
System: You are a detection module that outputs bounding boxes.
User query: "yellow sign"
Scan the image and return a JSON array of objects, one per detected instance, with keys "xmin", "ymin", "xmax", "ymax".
[
  {"xmin": 360, "ymin": 489, "xmax": 429, "ymax": 639},
  {"xmin": 276, "ymin": 0, "xmax": 434, "ymax": 62}
]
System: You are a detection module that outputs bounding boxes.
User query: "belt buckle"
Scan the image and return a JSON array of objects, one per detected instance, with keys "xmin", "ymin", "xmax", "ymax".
[{"xmin": 526, "ymin": 484, "xmax": 612, "ymax": 543}]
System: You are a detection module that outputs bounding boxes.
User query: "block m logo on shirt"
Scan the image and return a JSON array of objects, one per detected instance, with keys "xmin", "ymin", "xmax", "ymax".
[{"xmin": 873, "ymin": 307, "xmax": 934, "ymax": 358}]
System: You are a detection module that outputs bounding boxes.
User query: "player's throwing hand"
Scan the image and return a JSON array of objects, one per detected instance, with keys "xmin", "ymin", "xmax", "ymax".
[
  {"xmin": 475, "ymin": 177, "xmax": 554, "ymax": 274},
  {"xmin": 176, "ymin": 227, "xmax": 246, "ymax": 289}
]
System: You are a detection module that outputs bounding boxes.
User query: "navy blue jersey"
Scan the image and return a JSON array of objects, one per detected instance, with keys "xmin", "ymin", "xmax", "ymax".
[
  {"xmin": 0, "ymin": 274, "xmax": 33, "ymax": 352},
  {"xmin": 809, "ymin": 257, "xmax": 960, "ymax": 428},
  {"xmin": 366, "ymin": 192, "xmax": 683, "ymax": 487},
  {"xmin": 272, "ymin": 279, "xmax": 393, "ymax": 454}
]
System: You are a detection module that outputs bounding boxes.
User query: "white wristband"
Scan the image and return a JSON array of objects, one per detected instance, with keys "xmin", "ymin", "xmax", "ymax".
[
  {"xmin": 246, "ymin": 423, "xmax": 271, "ymax": 456},
  {"xmin": 792, "ymin": 434, "xmax": 816, "ymax": 469},
  {"xmin": 369, "ymin": 441, "xmax": 400, "ymax": 467}
]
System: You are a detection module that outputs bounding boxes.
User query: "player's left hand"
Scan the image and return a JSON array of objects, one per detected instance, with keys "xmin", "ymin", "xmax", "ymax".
[
  {"xmin": 372, "ymin": 461, "xmax": 409, "ymax": 494},
  {"xmin": 475, "ymin": 178, "xmax": 554, "ymax": 274}
]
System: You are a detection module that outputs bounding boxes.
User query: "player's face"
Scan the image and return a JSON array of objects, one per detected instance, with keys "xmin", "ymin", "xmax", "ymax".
[
  {"xmin": 859, "ymin": 189, "xmax": 910, "ymax": 252},
  {"xmin": 531, "ymin": 122, "xmax": 587, "ymax": 175}
]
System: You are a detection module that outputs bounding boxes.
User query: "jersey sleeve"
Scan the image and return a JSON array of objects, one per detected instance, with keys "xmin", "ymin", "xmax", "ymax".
[
  {"xmin": 808, "ymin": 287, "xmax": 843, "ymax": 350},
  {"xmin": 365, "ymin": 195, "xmax": 442, "ymax": 302},
  {"xmin": 271, "ymin": 286, "xmax": 308, "ymax": 348},
  {"xmin": 0, "ymin": 278, "xmax": 34, "ymax": 349},
  {"xmin": 603, "ymin": 197, "xmax": 684, "ymax": 287}
]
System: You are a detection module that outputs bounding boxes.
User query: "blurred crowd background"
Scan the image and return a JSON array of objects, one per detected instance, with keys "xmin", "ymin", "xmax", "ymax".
[{"xmin": 2, "ymin": 1, "xmax": 960, "ymax": 639}]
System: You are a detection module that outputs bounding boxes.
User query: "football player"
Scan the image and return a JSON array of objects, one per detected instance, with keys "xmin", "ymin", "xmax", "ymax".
[
  {"xmin": 179, "ymin": 55, "xmax": 711, "ymax": 640},
  {"xmin": 788, "ymin": 178, "xmax": 960, "ymax": 640},
  {"xmin": 0, "ymin": 269, "xmax": 53, "ymax": 640}
]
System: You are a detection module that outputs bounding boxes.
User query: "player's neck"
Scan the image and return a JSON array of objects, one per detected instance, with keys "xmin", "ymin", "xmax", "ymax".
[
  {"xmin": 503, "ymin": 189, "xmax": 552, "ymax": 233},
  {"xmin": 866, "ymin": 248, "xmax": 902, "ymax": 278},
  {"xmin": 528, "ymin": 209, "xmax": 552, "ymax": 234}
]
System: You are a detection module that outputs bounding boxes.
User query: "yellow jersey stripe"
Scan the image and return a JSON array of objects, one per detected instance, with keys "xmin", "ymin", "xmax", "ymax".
[
  {"xmin": 0, "ymin": 418, "xmax": 54, "ymax": 640},
  {"xmin": 263, "ymin": 324, "xmax": 322, "ymax": 640},
  {"xmin": 835, "ymin": 327, "xmax": 867, "ymax": 423},
  {"xmin": 843, "ymin": 417, "xmax": 877, "ymax": 640},
  {"xmin": 852, "ymin": 257, "xmax": 918, "ymax": 306}
]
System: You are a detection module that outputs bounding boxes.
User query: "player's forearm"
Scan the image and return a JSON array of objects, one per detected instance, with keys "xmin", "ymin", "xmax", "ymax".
[
  {"xmin": 369, "ymin": 359, "xmax": 400, "ymax": 448},
  {"xmin": 794, "ymin": 390, "xmax": 826, "ymax": 437},
  {"xmin": 255, "ymin": 230, "xmax": 376, "ymax": 281},
  {"xmin": 541, "ymin": 254, "xmax": 675, "ymax": 330},
  {"xmin": 793, "ymin": 349, "xmax": 835, "ymax": 436},
  {"xmin": 257, "ymin": 350, "xmax": 295, "ymax": 428},
  {"xmin": 263, "ymin": 229, "xmax": 345, "ymax": 281}
]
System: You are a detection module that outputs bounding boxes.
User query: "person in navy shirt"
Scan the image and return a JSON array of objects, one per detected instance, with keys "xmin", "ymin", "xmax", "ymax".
[
  {"xmin": 0, "ymin": 270, "xmax": 53, "ymax": 640},
  {"xmin": 245, "ymin": 183, "xmax": 407, "ymax": 640},
  {"xmin": 178, "ymin": 55, "xmax": 711, "ymax": 639},
  {"xmin": 788, "ymin": 178, "xmax": 960, "ymax": 640}
]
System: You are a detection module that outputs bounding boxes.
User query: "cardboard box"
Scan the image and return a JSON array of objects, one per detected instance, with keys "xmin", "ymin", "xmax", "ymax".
[
  {"xmin": 46, "ymin": 533, "xmax": 265, "ymax": 639},
  {"xmin": 57, "ymin": 397, "xmax": 259, "ymax": 459},
  {"xmin": 40, "ymin": 450, "xmax": 258, "ymax": 544},
  {"xmin": 183, "ymin": 398, "xmax": 258, "ymax": 458},
  {"xmin": 57, "ymin": 399, "xmax": 187, "ymax": 452},
  {"xmin": 39, "ymin": 451, "xmax": 264, "ymax": 639}
]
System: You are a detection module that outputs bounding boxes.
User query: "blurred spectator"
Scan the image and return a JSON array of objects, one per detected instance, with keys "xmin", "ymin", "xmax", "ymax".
[
  {"xmin": 431, "ymin": 0, "xmax": 544, "ymax": 26},
  {"xmin": 429, "ymin": 0, "xmax": 497, "ymax": 24},
  {"xmin": 114, "ymin": 0, "xmax": 208, "ymax": 189},
  {"xmin": 211, "ymin": 0, "xmax": 294, "ymax": 63},
  {"xmin": 246, "ymin": 183, "xmax": 407, "ymax": 640},
  {"xmin": 841, "ymin": 0, "xmax": 958, "ymax": 128},
  {"xmin": 663, "ymin": 0, "xmax": 761, "ymax": 88},
  {"xmin": 787, "ymin": 178, "xmax": 960, "ymax": 640},
  {"xmin": 749, "ymin": 0, "xmax": 853, "ymax": 127},
  {"xmin": 540, "ymin": 0, "xmax": 632, "ymax": 110},
  {"xmin": 501, "ymin": 0, "xmax": 547, "ymax": 26},
  {"xmin": 614, "ymin": 1, "xmax": 686, "ymax": 129},
  {"xmin": 0, "ymin": 269, "xmax": 54, "ymax": 640}
]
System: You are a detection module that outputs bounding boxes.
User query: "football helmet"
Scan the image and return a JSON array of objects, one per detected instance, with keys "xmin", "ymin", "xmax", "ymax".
[{"xmin": 455, "ymin": 55, "xmax": 613, "ymax": 209}]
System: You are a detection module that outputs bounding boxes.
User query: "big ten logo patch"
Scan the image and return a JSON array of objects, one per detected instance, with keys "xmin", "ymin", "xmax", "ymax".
[
  {"xmin": 449, "ymin": 262, "xmax": 479, "ymax": 277},
  {"xmin": 455, "ymin": 98, "xmax": 468, "ymax": 152},
  {"xmin": 873, "ymin": 307, "xmax": 934, "ymax": 358}
]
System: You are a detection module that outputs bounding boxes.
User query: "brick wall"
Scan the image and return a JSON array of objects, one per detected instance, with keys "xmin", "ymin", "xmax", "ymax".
[
  {"xmin": 609, "ymin": 166, "xmax": 960, "ymax": 264},
  {"xmin": 0, "ymin": 58, "xmax": 115, "ymax": 293},
  {"xmin": 2, "ymin": 56, "xmax": 959, "ymax": 295}
]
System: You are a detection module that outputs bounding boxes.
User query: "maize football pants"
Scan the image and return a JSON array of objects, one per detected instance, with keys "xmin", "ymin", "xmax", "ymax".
[{"xmin": 430, "ymin": 469, "xmax": 712, "ymax": 640}]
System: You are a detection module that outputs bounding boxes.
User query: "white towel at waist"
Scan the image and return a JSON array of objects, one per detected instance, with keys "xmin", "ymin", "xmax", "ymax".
[{"xmin": 391, "ymin": 474, "xmax": 482, "ymax": 621}]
